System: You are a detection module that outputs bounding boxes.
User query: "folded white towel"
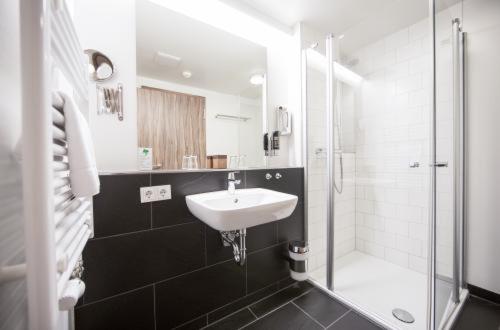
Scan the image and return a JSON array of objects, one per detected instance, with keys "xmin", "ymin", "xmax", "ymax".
[{"xmin": 54, "ymin": 92, "xmax": 100, "ymax": 197}]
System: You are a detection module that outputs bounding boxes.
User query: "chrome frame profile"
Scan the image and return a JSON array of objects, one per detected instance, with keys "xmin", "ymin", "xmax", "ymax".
[
  {"xmin": 301, "ymin": 49, "xmax": 309, "ymax": 241},
  {"xmin": 325, "ymin": 34, "xmax": 336, "ymax": 291},
  {"xmin": 427, "ymin": 2, "xmax": 437, "ymax": 328}
]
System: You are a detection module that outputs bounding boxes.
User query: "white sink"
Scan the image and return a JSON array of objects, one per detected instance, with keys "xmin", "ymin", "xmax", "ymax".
[{"xmin": 186, "ymin": 188, "xmax": 298, "ymax": 231}]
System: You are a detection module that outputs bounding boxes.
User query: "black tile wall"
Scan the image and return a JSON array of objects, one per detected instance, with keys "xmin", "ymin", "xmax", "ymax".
[
  {"xmin": 75, "ymin": 286, "xmax": 155, "ymax": 330},
  {"xmin": 82, "ymin": 222, "xmax": 204, "ymax": 303},
  {"xmin": 92, "ymin": 174, "xmax": 151, "ymax": 237},
  {"xmin": 247, "ymin": 243, "xmax": 290, "ymax": 293},
  {"xmin": 76, "ymin": 168, "xmax": 304, "ymax": 330}
]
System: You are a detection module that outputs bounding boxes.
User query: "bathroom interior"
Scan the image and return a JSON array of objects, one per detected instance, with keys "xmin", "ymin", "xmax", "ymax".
[{"xmin": 1, "ymin": 0, "xmax": 499, "ymax": 329}]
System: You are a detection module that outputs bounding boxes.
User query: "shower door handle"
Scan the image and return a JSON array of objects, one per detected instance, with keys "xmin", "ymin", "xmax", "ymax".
[
  {"xmin": 451, "ymin": 17, "xmax": 465, "ymax": 304},
  {"xmin": 430, "ymin": 162, "xmax": 448, "ymax": 167}
]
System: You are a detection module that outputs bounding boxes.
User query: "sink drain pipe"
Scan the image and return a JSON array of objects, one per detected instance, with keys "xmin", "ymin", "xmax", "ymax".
[{"xmin": 220, "ymin": 229, "xmax": 246, "ymax": 266}]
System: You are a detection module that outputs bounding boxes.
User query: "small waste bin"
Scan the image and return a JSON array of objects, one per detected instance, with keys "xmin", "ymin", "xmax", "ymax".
[{"xmin": 288, "ymin": 241, "xmax": 309, "ymax": 281}]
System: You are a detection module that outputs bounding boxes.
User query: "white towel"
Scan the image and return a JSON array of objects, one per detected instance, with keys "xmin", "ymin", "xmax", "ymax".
[{"xmin": 54, "ymin": 92, "xmax": 100, "ymax": 197}]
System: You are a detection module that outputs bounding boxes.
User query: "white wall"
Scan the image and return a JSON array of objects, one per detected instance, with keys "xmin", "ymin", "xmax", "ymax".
[
  {"xmin": 0, "ymin": 0, "xmax": 28, "ymax": 328},
  {"xmin": 74, "ymin": 0, "xmax": 138, "ymax": 171},
  {"xmin": 137, "ymin": 76, "xmax": 264, "ymax": 167},
  {"xmin": 462, "ymin": 0, "xmax": 500, "ymax": 295}
]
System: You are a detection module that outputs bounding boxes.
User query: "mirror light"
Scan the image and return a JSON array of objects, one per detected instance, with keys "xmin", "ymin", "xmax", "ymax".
[
  {"xmin": 306, "ymin": 49, "xmax": 363, "ymax": 86},
  {"xmin": 148, "ymin": 0, "xmax": 292, "ymax": 47}
]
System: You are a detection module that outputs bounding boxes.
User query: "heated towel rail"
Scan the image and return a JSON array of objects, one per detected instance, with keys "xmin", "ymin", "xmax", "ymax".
[{"xmin": 15, "ymin": 0, "xmax": 93, "ymax": 328}]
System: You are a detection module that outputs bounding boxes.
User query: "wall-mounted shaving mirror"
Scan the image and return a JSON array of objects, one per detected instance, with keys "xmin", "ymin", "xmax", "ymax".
[
  {"xmin": 136, "ymin": 0, "xmax": 267, "ymax": 170},
  {"xmin": 85, "ymin": 49, "xmax": 115, "ymax": 82}
]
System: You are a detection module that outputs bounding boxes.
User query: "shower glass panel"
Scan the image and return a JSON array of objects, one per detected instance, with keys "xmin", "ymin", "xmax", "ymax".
[
  {"xmin": 304, "ymin": 48, "xmax": 329, "ymax": 286},
  {"xmin": 304, "ymin": 1, "xmax": 437, "ymax": 328},
  {"xmin": 433, "ymin": 0, "xmax": 464, "ymax": 328}
]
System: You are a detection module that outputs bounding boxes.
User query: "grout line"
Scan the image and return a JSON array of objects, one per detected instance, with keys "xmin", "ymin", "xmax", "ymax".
[
  {"xmin": 324, "ymin": 310, "xmax": 352, "ymax": 329},
  {"xmin": 172, "ymin": 314, "xmax": 207, "ymax": 330},
  {"xmin": 203, "ymin": 225, "xmax": 207, "ymax": 267},
  {"xmin": 245, "ymin": 259, "xmax": 248, "ymax": 295},
  {"xmin": 90, "ymin": 221, "xmax": 198, "ymax": 241},
  {"xmin": 248, "ymin": 307, "xmax": 258, "ymax": 319},
  {"xmin": 208, "ymin": 280, "xmax": 305, "ymax": 328},
  {"xmin": 201, "ymin": 305, "xmax": 256, "ymax": 330},
  {"xmin": 207, "ymin": 282, "xmax": 277, "ymax": 319},
  {"xmin": 290, "ymin": 287, "xmax": 315, "ymax": 302},
  {"xmin": 152, "ymin": 284, "xmax": 157, "ymax": 330},
  {"xmin": 247, "ymin": 287, "xmax": 314, "ymax": 322},
  {"xmin": 246, "ymin": 241, "xmax": 286, "ymax": 256},
  {"xmin": 150, "ymin": 202, "xmax": 153, "ymax": 229},
  {"xmin": 291, "ymin": 301, "xmax": 326, "ymax": 329},
  {"xmin": 75, "ymin": 283, "xmax": 154, "ymax": 309},
  {"xmin": 149, "ymin": 173, "xmax": 153, "ymax": 229}
]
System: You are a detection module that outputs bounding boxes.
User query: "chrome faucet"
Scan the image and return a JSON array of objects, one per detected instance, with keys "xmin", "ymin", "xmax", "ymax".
[{"xmin": 227, "ymin": 172, "xmax": 241, "ymax": 194}]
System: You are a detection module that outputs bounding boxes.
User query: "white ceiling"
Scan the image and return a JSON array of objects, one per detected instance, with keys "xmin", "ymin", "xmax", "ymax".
[
  {"xmin": 225, "ymin": 0, "xmax": 456, "ymax": 54},
  {"xmin": 136, "ymin": 0, "xmax": 266, "ymax": 97}
]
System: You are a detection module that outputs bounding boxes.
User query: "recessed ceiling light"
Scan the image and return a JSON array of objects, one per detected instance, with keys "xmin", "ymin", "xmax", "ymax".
[
  {"xmin": 249, "ymin": 74, "xmax": 264, "ymax": 85},
  {"xmin": 338, "ymin": 34, "xmax": 345, "ymax": 39},
  {"xmin": 182, "ymin": 70, "xmax": 192, "ymax": 78}
]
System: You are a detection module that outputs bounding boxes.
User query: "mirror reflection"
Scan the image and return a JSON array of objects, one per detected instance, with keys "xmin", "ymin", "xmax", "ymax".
[{"xmin": 136, "ymin": 0, "xmax": 267, "ymax": 170}]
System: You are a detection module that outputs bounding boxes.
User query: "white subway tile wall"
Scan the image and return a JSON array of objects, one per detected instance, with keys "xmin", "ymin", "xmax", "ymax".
[{"xmin": 348, "ymin": 19, "xmax": 433, "ymax": 275}]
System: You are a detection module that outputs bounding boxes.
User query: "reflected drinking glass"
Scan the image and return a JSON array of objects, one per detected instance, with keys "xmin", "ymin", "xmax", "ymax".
[
  {"xmin": 190, "ymin": 155, "xmax": 199, "ymax": 169},
  {"xmin": 229, "ymin": 156, "xmax": 239, "ymax": 169},
  {"xmin": 182, "ymin": 155, "xmax": 199, "ymax": 170}
]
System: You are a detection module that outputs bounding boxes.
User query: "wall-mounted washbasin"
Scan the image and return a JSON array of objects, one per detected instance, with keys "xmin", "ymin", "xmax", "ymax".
[{"xmin": 186, "ymin": 188, "xmax": 298, "ymax": 231}]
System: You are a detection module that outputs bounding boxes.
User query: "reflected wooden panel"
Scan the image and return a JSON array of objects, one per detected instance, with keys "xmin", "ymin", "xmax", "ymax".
[{"xmin": 138, "ymin": 86, "xmax": 206, "ymax": 169}]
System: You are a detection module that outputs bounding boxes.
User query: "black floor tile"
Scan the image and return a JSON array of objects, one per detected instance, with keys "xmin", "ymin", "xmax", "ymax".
[
  {"xmin": 205, "ymin": 309, "xmax": 256, "ymax": 330},
  {"xmin": 82, "ymin": 223, "xmax": 204, "ymax": 303},
  {"xmin": 294, "ymin": 288, "xmax": 350, "ymax": 327},
  {"xmin": 155, "ymin": 260, "xmax": 246, "ymax": 329},
  {"xmin": 93, "ymin": 174, "xmax": 151, "ymax": 238},
  {"xmin": 327, "ymin": 311, "xmax": 383, "ymax": 330},
  {"xmin": 453, "ymin": 296, "xmax": 500, "ymax": 330},
  {"xmin": 207, "ymin": 283, "xmax": 278, "ymax": 323},
  {"xmin": 243, "ymin": 303, "xmax": 322, "ymax": 330},
  {"xmin": 174, "ymin": 315, "xmax": 208, "ymax": 330},
  {"xmin": 249, "ymin": 281, "xmax": 313, "ymax": 317},
  {"xmin": 277, "ymin": 277, "xmax": 296, "ymax": 289},
  {"xmin": 247, "ymin": 244, "xmax": 290, "ymax": 293},
  {"xmin": 75, "ymin": 286, "xmax": 154, "ymax": 330}
]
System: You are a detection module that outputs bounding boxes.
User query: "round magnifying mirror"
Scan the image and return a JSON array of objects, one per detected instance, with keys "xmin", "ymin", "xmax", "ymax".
[{"xmin": 84, "ymin": 49, "xmax": 115, "ymax": 82}]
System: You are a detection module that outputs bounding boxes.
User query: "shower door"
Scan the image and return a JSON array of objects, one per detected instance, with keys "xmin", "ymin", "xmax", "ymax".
[{"xmin": 431, "ymin": 0, "xmax": 466, "ymax": 328}]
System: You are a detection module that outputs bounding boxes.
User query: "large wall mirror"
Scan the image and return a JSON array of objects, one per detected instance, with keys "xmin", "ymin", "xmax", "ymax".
[{"xmin": 136, "ymin": 0, "xmax": 267, "ymax": 170}]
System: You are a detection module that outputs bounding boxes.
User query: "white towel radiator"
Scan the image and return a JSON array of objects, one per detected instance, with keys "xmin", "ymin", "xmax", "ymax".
[{"xmin": 13, "ymin": 0, "xmax": 93, "ymax": 329}]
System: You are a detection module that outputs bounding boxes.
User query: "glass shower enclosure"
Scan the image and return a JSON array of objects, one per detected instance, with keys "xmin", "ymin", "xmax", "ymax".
[{"xmin": 302, "ymin": 1, "xmax": 468, "ymax": 328}]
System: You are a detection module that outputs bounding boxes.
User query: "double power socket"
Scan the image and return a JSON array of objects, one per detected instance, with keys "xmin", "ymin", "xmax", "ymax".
[{"xmin": 140, "ymin": 185, "xmax": 171, "ymax": 203}]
